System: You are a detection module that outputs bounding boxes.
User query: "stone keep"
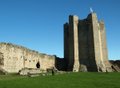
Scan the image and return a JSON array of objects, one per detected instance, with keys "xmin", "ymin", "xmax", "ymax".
[{"xmin": 64, "ymin": 12, "xmax": 112, "ymax": 72}]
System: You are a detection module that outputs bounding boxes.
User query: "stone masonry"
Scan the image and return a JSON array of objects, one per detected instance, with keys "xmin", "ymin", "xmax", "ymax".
[
  {"xmin": 0, "ymin": 12, "xmax": 116, "ymax": 73},
  {"xmin": 0, "ymin": 43, "xmax": 55, "ymax": 73},
  {"xmin": 64, "ymin": 12, "xmax": 113, "ymax": 72}
]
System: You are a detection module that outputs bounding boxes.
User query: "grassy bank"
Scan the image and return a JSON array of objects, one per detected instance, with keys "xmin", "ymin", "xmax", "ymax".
[{"xmin": 0, "ymin": 72, "xmax": 119, "ymax": 88}]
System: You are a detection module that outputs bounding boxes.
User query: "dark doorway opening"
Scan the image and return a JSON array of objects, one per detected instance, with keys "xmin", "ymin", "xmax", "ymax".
[{"xmin": 36, "ymin": 61, "xmax": 40, "ymax": 68}]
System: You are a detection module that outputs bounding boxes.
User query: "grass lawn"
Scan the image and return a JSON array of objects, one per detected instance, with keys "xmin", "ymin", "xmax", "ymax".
[{"xmin": 0, "ymin": 72, "xmax": 120, "ymax": 88}]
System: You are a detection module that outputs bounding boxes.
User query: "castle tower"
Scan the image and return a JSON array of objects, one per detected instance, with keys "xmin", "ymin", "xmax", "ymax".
[{"xmin": 64, "ymin": 12, "xmax": 112, "ymax": 72}]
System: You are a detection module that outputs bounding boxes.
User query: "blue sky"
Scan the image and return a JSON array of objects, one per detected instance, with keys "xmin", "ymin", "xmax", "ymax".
[{"xmin": 0, "ymin": 0, "xmax": 119, "ymax": 60}]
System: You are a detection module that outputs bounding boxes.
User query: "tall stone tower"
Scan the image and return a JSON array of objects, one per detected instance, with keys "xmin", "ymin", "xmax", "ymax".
[{"xmin": 64, "ymin": 12, "xmax": 112, "ymax": 72}]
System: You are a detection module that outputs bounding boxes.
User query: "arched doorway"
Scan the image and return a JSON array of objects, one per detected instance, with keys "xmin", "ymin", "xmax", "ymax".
[{"xmin": 36, "ymin": 61, "xmax": 40, "ymax": 68}]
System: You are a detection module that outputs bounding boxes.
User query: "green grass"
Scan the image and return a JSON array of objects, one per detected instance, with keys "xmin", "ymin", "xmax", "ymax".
[{"xmin": 0, "ymin": 72, "xmax": 120, "ymax": 88}]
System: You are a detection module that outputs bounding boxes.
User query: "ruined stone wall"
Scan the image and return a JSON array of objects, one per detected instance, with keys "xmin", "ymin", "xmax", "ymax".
[
  {"xmin": 0, "ymin": 52, "xmax": 4, "ymax": 67},
  {"xmin": 0, "ymin": 43, "xmax": 55, "ymax": 73},
  {"xmin": 110, "ymin": 60, "xmax": 120, "ymax": 72}
]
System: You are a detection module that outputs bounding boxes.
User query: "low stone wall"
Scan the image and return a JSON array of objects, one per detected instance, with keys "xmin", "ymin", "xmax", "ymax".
[{"xmin": 19, "ymin": 68, "xmax": 41, "ymax": 76}]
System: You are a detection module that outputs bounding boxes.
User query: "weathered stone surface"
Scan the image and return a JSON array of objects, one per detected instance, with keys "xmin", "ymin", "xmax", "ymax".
[
  {"xmin": 0, "ymin": 12, "xmax": 116, "ymax": 73},
  {"xmin": 110, "ymin": 60, "xmax": 120, "ymax": 72},
  {"xmin": 19, "ymin": 68, "xmax": 41, "ymax": 76},
  {"xmin": 64, "ymin": 15, "xmax": 80, "ymax": 72},
  {"xmin": 0, "ymin": 43, "xmax": 55, "ymax": 73},
  {"xmin": 64, "ymin": 12, "xmax": 113, "ymax": 72}
]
